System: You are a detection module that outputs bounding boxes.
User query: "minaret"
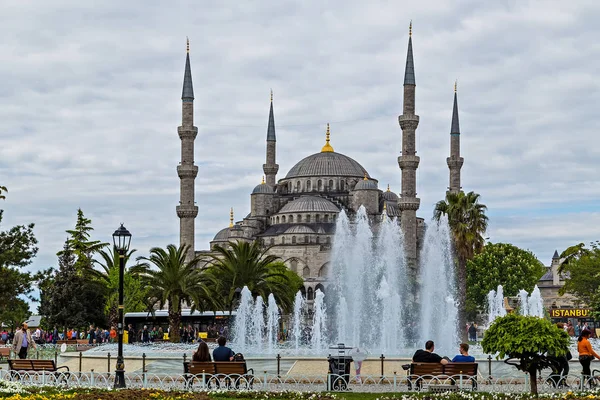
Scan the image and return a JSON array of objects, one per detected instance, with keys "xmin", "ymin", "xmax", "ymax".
[
  {"xmin": 447, "ymin": 81, "xmax": 464, "ymax": 194},
  {"xmin": 176, "ymin": 38, "xmax": 199, "ymax": 261},
  {"xmin": 263, "ymin": 90, "xmax": 279, "ymax": 187},
  {"xmin": 398, "ymin": 21, "xmax": 421, "ymax": 270}
]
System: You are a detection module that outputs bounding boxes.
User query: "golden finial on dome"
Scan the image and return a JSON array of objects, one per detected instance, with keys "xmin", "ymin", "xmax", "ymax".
[
  {"xmin": 321, "ymin": 123, "xmax": 334, "ymax": 153},
  {"xmin": 454, "ymin": 80, "xmax": 457, "ymax": 93},
  {"xmin": 409, "ymin": 21, "xmax": 412, "ymax": 37},
  {"xmin": 261, "ymin": 176, "xmax": 265, "ymax": 184},
  {"xmin": 270, "ymin": 89, "xmax": 273, "ymax": 103},
  {"xmin": 363, "ymin": 172, "xmax": 368, "ymax": 181},
  {"xmin": 387, "ymin": 184, "xmax": 391, "ymax": 192},
  {"xmin": 229, "ymin": 207, "xmax": 234, "ymax": 228},
  {"xmin": 186, "ymin": 37, "xmax": 190, "ymax": 54},
  {"xmin": 383, "ymin": 202, "xmax": 388, "ymax": 211}
]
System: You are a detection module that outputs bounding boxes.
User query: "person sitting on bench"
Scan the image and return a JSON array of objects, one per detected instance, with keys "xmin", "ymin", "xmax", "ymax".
[
  {"xmin": 212, "ymin": 336, "xmax": 235, "ymax": 361},
  {"xmin": 452, "ymin": 343, "xmax": 475, "ymax": 362},
  {"xmin": 412, "ymin": 340, "xmax": 448, "ymax": 365}
]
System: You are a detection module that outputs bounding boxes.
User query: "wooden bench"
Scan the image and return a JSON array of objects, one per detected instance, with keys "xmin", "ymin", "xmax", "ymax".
[
  {"xmin": 0, "ymin": 348, "xmax": 10, "ymax": 360},
  {"xmin": 8, "ymin": 359, "xmax": 71, "ymax": 383},
  {"xmin": 183, "ymin": 361, "xmax": 254, "ymax": 388},
  {"xmin": 408, "ymin": 363, "xmax": 478, "ymax": 391}
]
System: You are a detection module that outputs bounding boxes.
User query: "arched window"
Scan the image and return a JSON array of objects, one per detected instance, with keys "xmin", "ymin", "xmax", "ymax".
[
  {"xmin": 326, "ymin": 237, "xmax": 330, "ymax": 244},
  {"xmin": 282, "ymin": 215, "xmax": 286, "ymax": 223},
  {"xmin": 318, "ymin": 180, "xmax": 323, "ymax": 191},
  {"xmin": 304, "ymin": 235, "xmax": 309, "ymax": 243},
  {"xmin": 300, "ymin": 286, "xmax": 306, "ymax": 297},
  {"xmin": 303, "ymin": 267, "xmax": 310, "ymax": 278},
  {"xmin": 315, "ymin": 283, "xmax": 325, "ymax": 295},
  {"xmin": 324, "ymin": 214, "xmax": 329, "ymax": 223},
  {"xmin": 318, "ymin": 264, "xmax": 328, "ymax": 277},
  {"xmin": 289, "ymin": 215, "xmax": 294, "ymax": 223},
  {"xmin": 270, "ymin": 238, "xmax": 275, "ymax": 245},
  {"xmin": 281, "ymin": 236, "xmax": 285, "ymax": 244},
  {"xmin": 290, "ymin": 259, "xmax": 298, "ymax": 273},
  {"xmin": 266, "ymin": 209, "xmax": 270, "ymax": 215},
  {"xmin": 307, "ymin": 287, "xmax": 314, "ymax": 300},
  {"xmin": 329, "ymin": 180, "xmax": 334, "ymax": 191},
  {"xmin": 306, "ymin": 215, "xmax": 311, "ymax": 223},
  {"xmin": 340, "ymin": 180, "xmax": 345, "ymax": 191},
  {"xmin": 276, "ymin": 216, "xmax": 280, "ymax": 224},
  {"xmin": 316, "ymin": 214, "xmax": 320, "ymax": 223},
  {"xmin": 316, "ymin": 236, "xmax": 320, "ymax": 244},
  {"xmin": 288, "ymin": 182, "xmax": 292, "ymax": 192},
  {"xmin": 296, "ymin": 181, "xmax": 301, "ymax": 192},
  {"xmin": 306, "ymin": 180, "xmax": 312, "ymax": 191},
  {"xmin": 297, "ymin": 214, "xmax": 302, "ymax": 222},
  {"xmin": 292, "ymin": 236, "xmax": 296, "ymax": 244}
]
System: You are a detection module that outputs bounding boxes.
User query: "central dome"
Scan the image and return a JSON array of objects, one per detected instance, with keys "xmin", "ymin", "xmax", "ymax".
[{"xmin": 285, "ymin": 152, "xmax": 370, "ymax": 179}]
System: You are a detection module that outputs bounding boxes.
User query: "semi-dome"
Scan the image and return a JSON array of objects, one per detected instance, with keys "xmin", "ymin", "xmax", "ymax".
[
  {"xmin": 354, "ymin": 179, "xmax": 378, "ymax": 190},
  {"xmin": 285, "ymin": 225, "xmax": 315, "ymax": 234},
  {"xmin": 382, "ymin": 187, "xmax": 399, "ymax": 201},
  {"xmin": 252, "ymin": 182, "xmax": 273, "ymax": 194},
  {"xmin": 279, "ymin": 196, "xmax": 339, "ymax": 213},
  {"xmin": 213, "ymin": 227, "xmax": 230, "ymax": 241},
  {"xmin": 284, "ymin": 152, "xmax": 370, "ymax": 179}
]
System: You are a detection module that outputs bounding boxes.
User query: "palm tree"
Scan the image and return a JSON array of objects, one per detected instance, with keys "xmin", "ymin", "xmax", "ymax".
[
  {"xmin": 0, "ymin": 186, "xmax": 7, "ymax": 200},
  {"xmin": 133, "ymin": 244, "xmax": 218, "ymax": 342},
  {"xmin": 205, "ymin": 240, "xmax": 299, "ymax": 313},
  {"xmin": 93, "ymin": 247, "xmax": 144, "ymax": 327},
  {"xmin": 434, "ymin": 191, "xmax": 488, "ymax": 338}
]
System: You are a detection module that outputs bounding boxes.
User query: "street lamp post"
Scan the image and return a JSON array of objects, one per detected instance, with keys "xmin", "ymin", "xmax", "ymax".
[{"xmin": 112, "ymin": 223, "xmax": 131, "ymax": 389}]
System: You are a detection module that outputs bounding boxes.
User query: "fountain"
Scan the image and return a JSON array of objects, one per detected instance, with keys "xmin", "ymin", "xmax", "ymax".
[
  {"xmin": 291, "ymin": 291, "xmax": 305, "ymax": 351},
  {"xmin": 487, "ymin": 285, "xmax": 507, "ymax": 326},
  {"xmin": 311, "ymin": 289, "xmax": 327, "ymax": 351},
  {"xmin": 266, "ymin": 294, "xmax": 280, "ymax": 352},
  {"xmin": 487, "ymin": 284, "xmax": 545, "ymax": 326}
]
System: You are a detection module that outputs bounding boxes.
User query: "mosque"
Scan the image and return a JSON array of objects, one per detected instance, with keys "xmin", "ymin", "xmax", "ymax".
[{"xmin": 175, "ymin": 25, "xmax": 464, "ymax": 299}]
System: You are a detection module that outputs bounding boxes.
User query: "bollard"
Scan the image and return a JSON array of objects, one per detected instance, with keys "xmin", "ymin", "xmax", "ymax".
[
  {"xmin": 91, "ymin": 369, "xmax": 95, "ymax": 386},
  {"xmin": 42, "ymin": 369, "xmax": 46, "ymax": 385},
  {"xmin": 142, "ymin": 353, "xmax": 147, "ymax": 388},
  {"xmin": 459, "ymin": 371, "xmax": 463, "ymax": 390},
  {"xmin": 107, "ymin": 352, "xmax": 111, "ymax": 374},
  {"xmin": 393, "ymin": 371, "xmax": 397, "ymax": 390},
  {"xmin": 263, "ymin": 370, "xmax": 268, "ymax": 390},
  {"xmin": 380, "ymin": 354, "xmax": 385, "ymax": 378},
  {"xmin": 78, "ymin": 352, "xmax": 82, "ymax": 378},
  {"xmin": 54, "ymin": 349, "xmax": 58, "ymax": 365},
  {"xmin": 581, "ymin": 374, "xmax": 585, "ymax": 391},
  {"xmin": 202, "ymin": 370, "xmax": 206, "ymax": 389},
  {"xmin": 276, "ymin": 354, "xmax": 281, "ymax": 377},
  {"xmin": 487, "ymin": 355, "xmax": 492, "ymax": 379}
]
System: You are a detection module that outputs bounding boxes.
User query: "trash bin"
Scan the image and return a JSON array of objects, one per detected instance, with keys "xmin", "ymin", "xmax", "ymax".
[{"xmin": 327, "ymin": 343, "xmax": 353, "ymax": 391}]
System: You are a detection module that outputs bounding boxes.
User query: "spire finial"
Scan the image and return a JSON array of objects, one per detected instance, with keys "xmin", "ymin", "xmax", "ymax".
[
  {"xmin": 383, "ymin": 202, "xmax": 388, "ymax": 211},
  {"xmin": 454, "ymin": 80, "xmax": 457, "ymax": 93},
  {"xmin": 321, "ymin": 123, "xmax": 334, "ymax": 152},
  {"xmin": 261, "ymin": 176, "xmax": 265, "ymax": 184},
  {"xmin": 186, "ymin": 37, "xmax": 190, "ymax": 54},
  {"xmin": 409, "ymin": 20, "xmax": 412, "ymax": 37},
  {"xmin": 270, "ymin": 89, "xmax": 273, "ymax": 103},
  {"xmin": 363, "ymin": 172, "xmax": 368, "ymax": 181},
  {"xmin": 387, "ymin": 184, "xmax": 390, "ymax": 192},
  {"xmin": 229, "ymin": 207, "xmax": 234, "ymax": 228}
]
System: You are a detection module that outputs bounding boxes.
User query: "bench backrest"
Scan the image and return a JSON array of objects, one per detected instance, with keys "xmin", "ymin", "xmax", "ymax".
[
  {"xmin": 443, "ymin": 362, "xmax": 478, "ymax": 376},
  {"xmin": 188, "ymin": 362, "xmax": 216, "ymax": 375},
  {"xmin": 9, "ymin": 359, "xmax": 57, "ymax": 372},
  {"xmin": 410, "ymin": 363, "xmax": 445, "ymax": 376},
  {"xmin": 214, "ymin": 362, "xmax": 248, "ymax": 375},
  {"xmin": 0, "ymin": 348, "xmax": 10, "ymax": 356}
]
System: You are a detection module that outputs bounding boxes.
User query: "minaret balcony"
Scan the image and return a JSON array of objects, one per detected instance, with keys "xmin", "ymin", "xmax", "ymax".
[
  {"xmin": 176, "ymin": 205, "xmax": 198, "ymax": 218},
  {"xmin": 398, "ymin": 197, "xmax": 421, "ymax": 211},
  {"xmin": 398, "ymin": 114, "xmax": 420, "ymax": 130},
  {"xmin": 177, "ymin": 126, "xmax": 198, "ymax": 140},
  {"xmin": 262, "ymin": 164, "xmax": 279, "ymax": 175},
  {"xmin": 446, "ymin": 157, "xmax": 464, "ymax": 168},
  {"xmin": 177, "ymin": 165, "xmax": 198, "ymax": 178},
  {"xmin": 398, "ymin": 155, "xmax": 420, "ymax": 169}
]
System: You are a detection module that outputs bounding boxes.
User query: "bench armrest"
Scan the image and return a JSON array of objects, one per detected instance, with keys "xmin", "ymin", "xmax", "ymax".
[
  {"xmin": 246, "ymin": 368, "xmax": 254, "ymax": 375},
  {"xmin": 56, "ymin": 365, "xmax": 70, "ymax": 372}
]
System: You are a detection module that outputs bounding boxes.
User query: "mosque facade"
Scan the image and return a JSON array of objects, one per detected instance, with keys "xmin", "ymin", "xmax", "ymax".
[{"xmin": 176, "ymin": 27, "xmax": 464, "ymax": 299}]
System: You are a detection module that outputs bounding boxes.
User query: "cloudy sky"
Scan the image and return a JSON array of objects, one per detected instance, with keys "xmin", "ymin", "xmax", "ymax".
[{"xmin": 1, "ymin": 0, "xmax": 599, "ymax": 293}]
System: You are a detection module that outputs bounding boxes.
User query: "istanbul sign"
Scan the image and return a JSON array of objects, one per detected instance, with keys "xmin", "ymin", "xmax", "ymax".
[{"xmin": 550, "ymin": 308, "xmax": 591, "ymax": 318}]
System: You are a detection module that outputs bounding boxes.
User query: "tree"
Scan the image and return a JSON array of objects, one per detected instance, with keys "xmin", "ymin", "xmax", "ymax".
[
  {"xmin": 0, "ymin": 186, "xmax": 7, "ymax": 200},
  {"xmin": 57, "ymin": 209, "xmax": 108, "ymax": 273},
  {"xmin": 559, "ymin": 241, "xmax": 600, "ymax": 311},
  {"xmin": 93, "ymin": 248, "xmax": 147, "ymax": 326},
  {"xmin": 466, "ymin": 243, "xmax": 545, "ymax": 317},
  {"xmin": 434, "ymin": 191, "xmax": 488, "ymax": 336},
  {"xmin": 38, "ymin": 240, "xmax": 107, "ymax": 329},
  {"xmin": 133, "ymin": 244, "xmax": 218, "ymax": 343},
  {"xmin": 205, "ymin": 240, "xmax": 302, "ymax": 313},
  {"xmin": 482, "ymin": 313, "xmax": 570, "ymax": 395},
  {"xmin": 0, "ymin": 208, "xmax": 38, "ymax": 329}
]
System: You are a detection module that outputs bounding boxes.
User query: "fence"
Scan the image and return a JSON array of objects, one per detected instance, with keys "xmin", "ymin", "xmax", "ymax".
[{"xmin": 0, "ymin": 370, "xmax": 599, "ymax": 393}]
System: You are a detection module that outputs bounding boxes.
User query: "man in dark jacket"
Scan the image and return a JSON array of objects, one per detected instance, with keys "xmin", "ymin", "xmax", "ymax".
[{"xmin": 412, "ymin": 340, "xmax": 448, "ymax": 365}]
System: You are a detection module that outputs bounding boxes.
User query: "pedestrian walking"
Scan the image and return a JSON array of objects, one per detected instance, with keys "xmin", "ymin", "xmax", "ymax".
[{"xmin": 12, "ymin": 322, "xmax": 36, "ymax": 359}]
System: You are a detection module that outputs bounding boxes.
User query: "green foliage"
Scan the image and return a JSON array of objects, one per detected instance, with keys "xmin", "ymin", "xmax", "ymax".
[
  {"xmin": 482, "ymin": 313, "xmax": 570, "ymax": 394},
  {"xmin": 205, "ymin": 241, "xmax": 303, "ymax": 313},
  {"xmin": 57, "ymin": 208, "xmax": 108, "ymax": 273},
  {"xmin": 559, "ymin": 241, "xmax": 600, "ymax": 311},
  {"xmin": 92, "ymin": 248, "xmax": 148, "ymax": 327},
  {"xmin": 0, "ymin": 208, "xmax": 37, "ymax": 328},
  {"xmin": 38, "ymin": 240, "xmax": 107, "ymax": 329},
  {"xmin": 466, "ymin": 243, "xmax": 545, "ymax": 315},
  {"xmin": 434, "ymin": 191, "xmax": 488, "ymax": 336},
  {"xmin": 134, "ymin": 244, "xmax": 218, "ymax": 342},
  {"xmin": 0, "ymin": 185, "xmax": 7, "ymax": 200}
]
